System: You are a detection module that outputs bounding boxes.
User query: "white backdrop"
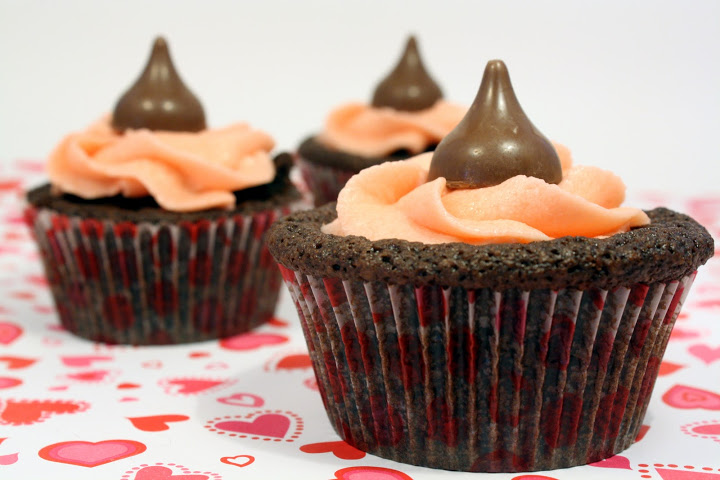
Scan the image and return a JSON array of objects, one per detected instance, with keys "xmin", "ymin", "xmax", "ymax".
[{"xmin": 1, "ymin": 0, "xmax": 719, "ymax": 195}]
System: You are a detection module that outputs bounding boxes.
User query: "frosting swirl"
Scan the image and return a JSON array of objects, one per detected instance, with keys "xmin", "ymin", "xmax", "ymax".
[
  {"xmin": 317, "ymin": 101, "xmax": 465, "ymax": 158},
  {"xmin": 323, "ymin": 145, "xmax": 650, "ymax": 244},
  {"xmin": 47, "ymin": 116, "xmax": 276, "ymax": 212}
]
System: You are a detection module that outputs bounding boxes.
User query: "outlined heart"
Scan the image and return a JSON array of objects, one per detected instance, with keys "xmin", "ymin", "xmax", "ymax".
[
  {"xmin": 38, "ymin": 439, "xmax": 146, "ymax": 467},
  {"xmin": 688, "ymin": 344, "xmax": 720, "ymax": 365},
  {"xmin": 0, "ymin": 399, "xmax": 89, "ymax": 425},
  {"xmin": 61, "ymin": 355, "xmax": 113, "ymax": 367},
  {"xmin": 0, "ymin": 322, "xmax": 22, "ymax": 345},
  {"xmin": 127, "ymin": 414, "xmax": 189, "ymax": 432},
  {"xmin": 220, "ymin": 455, "xmax": 255, "ymax": 468},
  {"xmin": 219, "ymin": 333, "xmax": 288, "ymax": 351},
  {"xmin": 122, "ymin": 464, "xmax": 222, "ymax": 480},
  {"xmin": 217, "ymin": 393, "xmax": 264, "ymax": 407},
  {"xmin": 205, "ymin": 410, "xmax": 303, "ymax": 441},
  {"xmin": 159, "ymin": 378, "xmax": 232, "ymax": 395},
  {"xmin": 300, "ymin": 441, "xmax": 366, "ymax": 460},
  {"xmin": 63, "ymin": 369, "xmax": 116, "ymax": 383},
  {"xmin": 681, "ymin": 420, "xmax": 720, "ymax": 444},
  {"xmin": 333, "ymin": 466, "xmax": 413, "ymax": 480},
  {"xmin": 662, "ymin": 384, "xmax": 720, "ymax": 410},
  {"xmin": 588, "ymin": 454, "xmax": 631, "ymax": 469},
  {"xmin": 0, "ymin": 356, "xmax": 37, "ymax": 369}
]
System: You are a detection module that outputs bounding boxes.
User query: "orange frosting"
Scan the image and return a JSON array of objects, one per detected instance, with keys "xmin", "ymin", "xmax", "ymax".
[
  {"xmin": 47, "ymin": 116, "xmax": 276, "ymax": 212},
  {"xmin": 323, "ymin": 144, "xmax": 650, "ymax": 244},
  {"xmin": 317, "ymin": 101, "xmax": 466, "ymax": 157}
]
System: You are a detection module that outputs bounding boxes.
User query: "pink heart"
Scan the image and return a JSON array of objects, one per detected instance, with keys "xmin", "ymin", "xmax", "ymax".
[
  {"xmin": 662, "ymin": 385, "xmax": 720, "ymax": 410},
  {"xmin": 38, "ymin": 439, "xmax": 146, "ymax": 467},
  {"xmin": 220, "ymin": 333, "xmax": 288, "ymax": 351},
  {"xmin": 65, "ymin": 370, "xmax": 111, "ymax": 382},
  {"xmin": 333, "ymin": 466, "xmax": 413, "ymax": 480},
  {"xmin": 589, "ymin": 454, "xmax": 631, "ymax": 469},
  {"xmin": 691, "ymin": 423, "xmax": 720, "ymax": 435},
  {"xmin": 688, "ymin": 344, "xmax": 720, "ymax": 365},
  {"xmin": 61, "ymin": 355, "xmax": 113, "ymax": 367},
  {"xmin": 135, "ymin": 465, "xmax": 208, "ymax": 480},
  {"xmin": 0, "ymin": 322, "xmax": 22, "ymax": 345},
  {"xmin": 215, "ymin": 414, "xmax": 290, "ymax": 438},
  {"xmin": 0, "ymin": 453, "xmax": 18, "ymax": 465},
  {"xmin": 217, "ymin": 393, "xmax": 264, "ymax": 407}
]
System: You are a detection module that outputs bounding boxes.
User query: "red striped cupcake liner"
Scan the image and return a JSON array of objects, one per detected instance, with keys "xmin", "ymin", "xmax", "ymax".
[
  {"xmin": 24, "ymin": 205, "xmax": 293, "ymax": 345},
  {"xmin": 278, "ymin": 264, "xmax": 696, "ymax": 472},
  {"xmin": 296, "ymin": 157, "xmax": 356, "ymax": 207}
]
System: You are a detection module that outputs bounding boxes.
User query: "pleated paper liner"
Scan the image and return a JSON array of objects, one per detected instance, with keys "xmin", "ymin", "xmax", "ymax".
[
  {"xmin": 24, "ymin": 205, "xmax": 293, "ymax": 345},
  {"xmin": 296, "ymin": 157, "xmax": 356, "ymax": 207},
  {"xmin": 279, "ymin": 264, "xmax": 696, "ymax": 472}
]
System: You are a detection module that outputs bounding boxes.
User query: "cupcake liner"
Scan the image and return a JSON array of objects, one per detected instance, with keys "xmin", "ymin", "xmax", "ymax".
[
  {"xmin": 296, "ymin": 157, "xmax": 356, "ymax": 207},
  {"xmin": 278, "ymin": 264, "xmax": 696, "ymax": 472},
  {"xmin": 25, "ymin": 205, "xmax": 293, "ymax": 345}
]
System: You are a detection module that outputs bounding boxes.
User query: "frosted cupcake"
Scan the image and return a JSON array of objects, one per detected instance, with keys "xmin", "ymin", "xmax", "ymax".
[
  {"xmin": 25, "ymin": 37, "xmax": 300, "ymax": 345},
  {"xmin": 268, "ymin": 60, "xmax": 714, "ymax": 471},
  {"xmin": 297, "ymin": 35, "xmax": 465, "ymax": 206}
]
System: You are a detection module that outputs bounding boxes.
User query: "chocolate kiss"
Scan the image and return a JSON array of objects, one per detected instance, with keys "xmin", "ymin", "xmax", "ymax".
[
  {"xmin": 427, "ymin": 60, "xmax": 562, "ymax": 189},
  {"xmin": 112, "ymin": 37, "xmax": 206, "ymax": 132},
  {"xmin": 371, "ymin": 36, "xmax": 443, "ymax": 112}
]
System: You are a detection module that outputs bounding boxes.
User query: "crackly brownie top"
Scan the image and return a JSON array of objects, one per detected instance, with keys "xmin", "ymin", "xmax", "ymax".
[
  {"xmin": 267, "ymin": 204, "xmax": 714, "ymax": 291},
  {"xmin": 27, "ymin": 153, "xmax": 300, "ymax": 222}
]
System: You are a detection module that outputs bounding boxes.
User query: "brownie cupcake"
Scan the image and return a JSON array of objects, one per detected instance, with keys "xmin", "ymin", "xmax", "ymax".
[
  {"xmin": 268, "ymin": 60, "xmax": 714, "ymax": 472},
  {"xmin": 25, "ymin": 37, "xmax": 301, "ymax": 345},
  {"xmin": 297, "ymin": 35, "xmax": 465, "ymax": 206}
]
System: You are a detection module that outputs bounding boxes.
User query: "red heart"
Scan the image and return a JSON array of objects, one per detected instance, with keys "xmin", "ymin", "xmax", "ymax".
[
  {"xmin": 128, "ymin": 415, "xmax": 189, "ymax": 432},
  {"xmin": 300, "ymin": 441, "xmax": 366, "ymax": 460},
  {"xmin": 160, "ymin": 378, "xmax": 226, "ymax": 395},
  {"xmin": 135, "ymin": 465, "xmax": 208, "ymax": 480},
  {"xmin": 117, "ymin": 382, "xmax": 141, "ymax": 389},
  {"xmin": 215, "ymin": 414, "xmax": 290, "ymax": 438},
  {"xmin": 276, "ymin": 354, "xmax": 312, "ymax": 370},
  {"xmin": 0, "ymin": 322, "xmax": 22, "ymax": 345},
  {"xmin": 688, "ymin": 344, "xmax": 720, "ymax": 365},
  {"xmin": 0, "ymin": 356, "xmax": 36, "ymax": 369},
  {"xmin": 658, "ymin": 361, "xmax": 684, "ymax": 376},
  {"xmin": 0, "ymin": 399, "xmax": 88, "ymax": 425},
  {"xmin": 38, "ymin": 439, "xmax": 146, "ymax": 467},
  {"xmin": 662, "ymin": 384, "xmax": 720, "ymax": 410}
]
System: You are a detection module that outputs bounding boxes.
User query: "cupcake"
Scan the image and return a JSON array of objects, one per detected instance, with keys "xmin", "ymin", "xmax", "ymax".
[
  {"xmin": 25, "ymin": 37, "xmax": 301, "ymax": 345},
  {"xmin": 297, "ymin": 35, "xmax": 465, "ymax": 206},
  {"xmin": 268, "ymin": 60, "xmax": 714, "ymax": 472}
]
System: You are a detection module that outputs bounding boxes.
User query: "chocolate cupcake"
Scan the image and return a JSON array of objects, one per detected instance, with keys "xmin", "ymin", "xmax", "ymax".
[
  {"xmin": 297, "ymin": 35, "xmax": 465, "ymax": 206},
  {"xmin": 25, "ymin": 37, "xmax": 301, "ymax": 345},
  {"xmin": 268, "ymin": 60, "xmax": 714, "ymax": 472}
]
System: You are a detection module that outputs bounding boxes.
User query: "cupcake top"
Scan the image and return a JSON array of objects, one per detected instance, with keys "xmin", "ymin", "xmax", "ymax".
[
  {"xmin": 323, "ymin": 60, "xmax": 649, "ymax": 244},
  {"xmin": 312, "ymin": 36, "xmax": 466, "ymax": 159},
  {"xmin": 46, "ymin": 37, "xmax": 278, "ymax": 212}
]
